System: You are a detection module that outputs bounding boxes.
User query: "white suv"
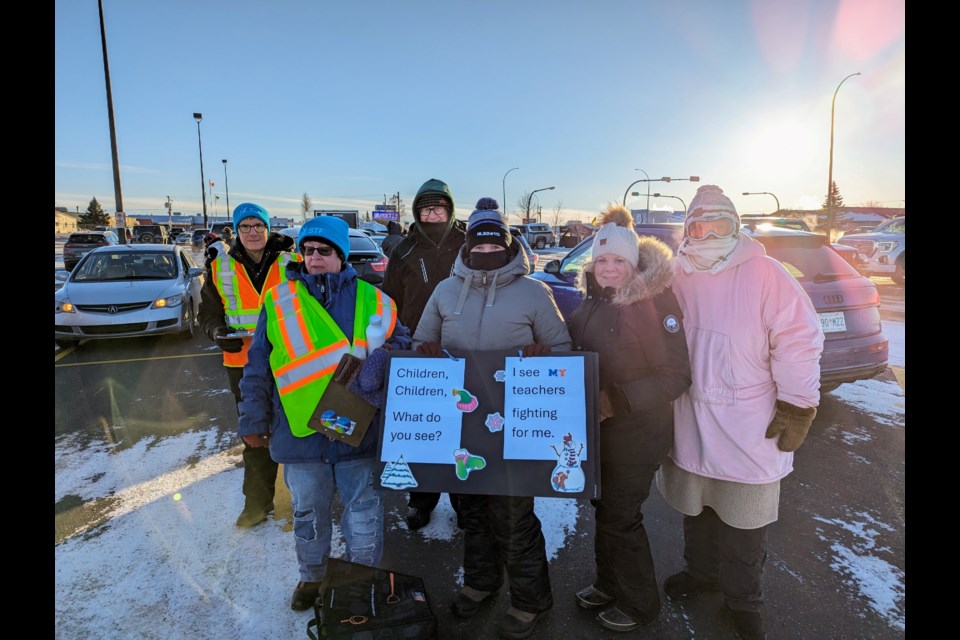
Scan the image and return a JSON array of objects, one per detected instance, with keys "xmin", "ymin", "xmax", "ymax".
[{"xmin": 839, "ymin": 216, "xmax": 905, "ymax": 284}]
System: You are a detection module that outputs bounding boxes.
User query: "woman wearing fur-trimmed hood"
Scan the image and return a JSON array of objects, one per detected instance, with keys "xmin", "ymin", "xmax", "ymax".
[{"xmin": 566, "ymin": 204, "xmax": 691, "ymax": 632}]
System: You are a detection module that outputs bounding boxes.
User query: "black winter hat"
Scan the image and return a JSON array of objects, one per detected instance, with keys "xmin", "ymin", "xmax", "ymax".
[{"xmin": 466, "ymin": 198, "xmax": 512, "ymax": 252}]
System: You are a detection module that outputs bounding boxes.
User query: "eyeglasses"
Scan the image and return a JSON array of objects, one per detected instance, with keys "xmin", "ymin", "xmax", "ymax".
[
  {"xmin": 302, "ymin": 245, "xmax": 336, "ymax": 257},
  {"xmin": 419, "ymin": 206, "xmax": 448, "ymax": 218},
  {"xmin": 237, "ymin": 223, "xmax": 267, "ymax": 234},
  {"xmin": 686, "ymin": 217, "xmax": 737, "ymax": 240}
]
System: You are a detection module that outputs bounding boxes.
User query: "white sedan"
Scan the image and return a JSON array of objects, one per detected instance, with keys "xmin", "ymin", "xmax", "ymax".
[{"xmin": 55, "ymin": 244, "xmax": 205, "ymax": 349}]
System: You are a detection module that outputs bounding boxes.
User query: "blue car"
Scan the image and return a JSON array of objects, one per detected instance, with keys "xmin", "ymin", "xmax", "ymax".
[{"xmin": 530, "ymin": 223, "xmax": 888, "ymax": 392}]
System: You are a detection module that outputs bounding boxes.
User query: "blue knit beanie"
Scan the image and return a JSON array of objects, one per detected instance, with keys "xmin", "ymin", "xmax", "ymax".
[
  {"xmin": 298, "ymin": 216, "xmax": 351, "ymax": 261},
  {"xmin": 232, "ymin": 202, "xmax": 271, "ymax": 232}
]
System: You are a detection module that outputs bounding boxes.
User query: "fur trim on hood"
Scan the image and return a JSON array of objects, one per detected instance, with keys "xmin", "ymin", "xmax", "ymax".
[{"xmin": 577, "ymin": 235, "xmax": 674, "ymax": 306}]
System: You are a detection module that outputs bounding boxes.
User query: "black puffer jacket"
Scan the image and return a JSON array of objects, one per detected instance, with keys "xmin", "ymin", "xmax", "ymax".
[
  {"xmin": 197, "ymin": 232, "xmax": 296, "ymax": 342},
  {"xmin": 567, "ymin": 237, "xmax": 692, "ymax": 465}
]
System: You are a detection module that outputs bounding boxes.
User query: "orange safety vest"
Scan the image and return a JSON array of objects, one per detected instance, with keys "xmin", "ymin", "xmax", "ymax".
[{"xmin": 211, "ymin": 251, "xmax": 299, "ymax": 367}]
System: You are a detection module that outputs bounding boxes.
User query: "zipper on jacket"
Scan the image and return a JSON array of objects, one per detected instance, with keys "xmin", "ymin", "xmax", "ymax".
[{"xmin": 419, "ymin": 258, "xmax": 428, "ymax": 284}]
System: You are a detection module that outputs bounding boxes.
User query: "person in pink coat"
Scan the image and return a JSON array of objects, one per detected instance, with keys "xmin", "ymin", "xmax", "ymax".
[{"xmin": 655, "ymin": 185, "xmax": 824, "ymax": 640}]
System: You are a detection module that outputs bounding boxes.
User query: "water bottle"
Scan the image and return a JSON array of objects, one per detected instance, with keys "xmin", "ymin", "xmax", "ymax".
[{"xmin": 365, "ymin": 314, "xmax": 386, "ymax": 354}]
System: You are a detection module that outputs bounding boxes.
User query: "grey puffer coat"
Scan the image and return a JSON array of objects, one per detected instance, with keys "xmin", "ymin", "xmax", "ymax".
[{"xmin": 412, "ymin": 245, "xmax": 571, "ymax": 353}]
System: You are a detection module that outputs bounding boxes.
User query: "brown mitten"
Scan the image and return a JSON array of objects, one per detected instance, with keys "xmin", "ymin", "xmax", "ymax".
[{"xmin": 765, "ymin": 400, "xmax": 817, "ymax": 452}]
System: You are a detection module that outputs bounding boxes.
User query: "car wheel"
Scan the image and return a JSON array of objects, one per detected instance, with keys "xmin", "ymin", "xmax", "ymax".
[
  {"xmin": 535, "ymin": 238, "xmax": 546, "ymax": 249},
  {"xmin": 891, "ymin": 256, "xmax": 904, "ymax": 285},
  {"xmin": 180, "ymin": 301, "xmax": 195, "ymax": 339},
  {"xmin": 140, "ymin": 232, "xmax": 154, "ymax": 243},
  {"xmin": 820, "ymin": 382, "xmax": 840, "ymax": 394},
  {"xmin": 56, "ymin": 338, "xmax": 78, "ymax": 349}
]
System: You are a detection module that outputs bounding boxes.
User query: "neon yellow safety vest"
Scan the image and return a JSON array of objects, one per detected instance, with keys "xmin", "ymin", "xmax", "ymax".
[{"xmin": 263, "ymin": 278, "xmax": 397, "ymax": 438}]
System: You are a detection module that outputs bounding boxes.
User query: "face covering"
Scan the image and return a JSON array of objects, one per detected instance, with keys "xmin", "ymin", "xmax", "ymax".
[
  {"xmin": 677, "ymin": 235, "xmax": 740, "ymax": 273},
  {"xmin": 468, "ymin": 250, "xmax": 510, "ymax": 271},
  {"xmin": 419, "ymin": 221, "xmax": 447, "ymax": 243}
]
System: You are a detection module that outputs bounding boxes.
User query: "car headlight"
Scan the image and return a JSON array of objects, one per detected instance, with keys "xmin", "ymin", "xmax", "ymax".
[
  {"xmin": 877, "ymin": 241, "xmax": 899, "ymax": 252},
  {"xmin": 152, "ymin": 294, "xmax": 184, "ymax": 309},
  {"xmin": 56, "ymin": 299, "xmax": 75, "ymax": 313}
]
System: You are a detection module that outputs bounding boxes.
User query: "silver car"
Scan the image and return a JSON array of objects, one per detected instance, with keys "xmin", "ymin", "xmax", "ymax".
[{"xmin": 55, "ymin": 244, "xmax": 205, "ymax": 349}]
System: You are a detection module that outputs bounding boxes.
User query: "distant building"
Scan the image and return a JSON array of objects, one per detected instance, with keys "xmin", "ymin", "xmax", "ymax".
[{"xmin": 55, "ymin": 210, "xmax": 79, "ymax": 235}]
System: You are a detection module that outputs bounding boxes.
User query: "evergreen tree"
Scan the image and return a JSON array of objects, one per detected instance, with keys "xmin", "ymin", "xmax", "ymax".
[
  {"xmin": 821, "ymin": 181, "xmax": 845, "ymax": 209},
  {"xmin": 78, "ymin": 197, "xmax": 111, "ymax": 227}
]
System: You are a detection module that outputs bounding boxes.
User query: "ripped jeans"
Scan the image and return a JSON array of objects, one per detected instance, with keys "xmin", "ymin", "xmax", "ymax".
[{"xmin": 284, "ymin": 457, "xmax": 384, "ymax": 583}]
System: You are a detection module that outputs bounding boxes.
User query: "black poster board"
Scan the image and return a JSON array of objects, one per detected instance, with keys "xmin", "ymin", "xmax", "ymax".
[{"xmin": 375, "ymin": 349, "xmax": 600, "ymax": 499}]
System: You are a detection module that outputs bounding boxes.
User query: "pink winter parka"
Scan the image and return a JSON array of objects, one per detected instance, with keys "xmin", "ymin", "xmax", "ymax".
[{"xmin": 670, "ymin": 234, "xmax": 824, "ymax": 484}]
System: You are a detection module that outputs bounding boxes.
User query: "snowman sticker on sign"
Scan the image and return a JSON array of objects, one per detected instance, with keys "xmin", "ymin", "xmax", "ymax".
[{"xmin": 549, "ymin": 433, "xmax": 585, "ymax": 493}]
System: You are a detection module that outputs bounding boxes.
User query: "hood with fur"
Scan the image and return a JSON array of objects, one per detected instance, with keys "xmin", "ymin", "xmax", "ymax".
[{"xmin": 577, "ymin": 235, "xmax": 674, "ymax": 306}]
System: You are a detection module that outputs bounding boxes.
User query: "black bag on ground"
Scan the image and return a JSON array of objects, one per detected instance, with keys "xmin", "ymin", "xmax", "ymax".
[{"xmin": 306, "ymin": 558, "xmax": 438, "ymax": 640}]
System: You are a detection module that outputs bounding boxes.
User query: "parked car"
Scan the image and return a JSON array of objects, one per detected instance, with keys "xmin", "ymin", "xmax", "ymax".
[
  {"xmin": 836, "ymin": 216, "xmax": 904, "ymax": 285},
  {"xmin": 740, "ymin": 215, "xmax": 865, "ymax": 271},
  {"xmin": 515, "ymin": 223, "xmax": 557, "ymax": 249},
  {"xmin": 175, "ymin": 232, "xmax": 192, "ymax": 246},
  {"xmin": 532, "ymin": 223, "xmax": 889, "ymax": 392},
  {"xmin": 63, "ymin": 231, "xmax": 120, "ymax": 271},
  {"xmin": 280, "ymin": 227, "xmax": 390, "ymax": 286},
  {"xmin": 509, "ymin": 227, "xmax": 538, "ymax": 270},
  {"xmin": 191, "ymin": 228, "xmax": 212, "ymax": 250},
  {"xmin": 133, "ymin": 225, "xmax": 170, "ymax": 244},
  {"xmin": 55, "ymin": 244, "xmax": 205, "ymax": 349}
]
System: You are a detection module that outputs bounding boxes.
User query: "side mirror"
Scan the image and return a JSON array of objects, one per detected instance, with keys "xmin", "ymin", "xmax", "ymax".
[
  {"xmin": 188, "ymin": 267, "xmax": 205, "ymax": 279},
  {"xmin": 55, "ymin": 270, "xmax": 69, "ymax": 282},
  {"xmin": 543, "ymin": 259, "xmax": 561, "ymax": 275}
]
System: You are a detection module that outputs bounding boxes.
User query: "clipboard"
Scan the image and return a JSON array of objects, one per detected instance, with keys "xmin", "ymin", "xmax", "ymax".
[{"xmin": 307, "ymin": 353, "xmax": 378, "ymax": 447}]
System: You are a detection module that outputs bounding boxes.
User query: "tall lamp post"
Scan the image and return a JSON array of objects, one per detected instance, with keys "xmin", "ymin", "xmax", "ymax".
[
  {"xmin": 193, "ymin": 113, "xmax": 208, "ymax": 228},
  {"xmin": 742, "ymin": 191, "xmax": 780, "ymax": 214},
  {"xmin": 98, "ymin": 0, "xmax": 126, "ymax": 243},
  {"xmin": 502, "ymin": 167, "xmax": 519, "ymax": 221},
  {"xmin": 222, "ymin": 159, "xmax": 231, "ymax": 219},
  {"xmin": 826, "ymin": 72, "xmax": 860, "ymax": 240},
  {"xmin": 624, "ymin": 176, "xmax": 699, "ymax": 207},
  {"xmin": 527, "ymin": 186, "xmax": 555, "ymax": 222},
  {"xmin": 165, "ymin": 196, "xmax": 173, "ymax": 231},
  {"xmin": 634, "ymin": 168, "xmax": 651, "ymax": 213}
]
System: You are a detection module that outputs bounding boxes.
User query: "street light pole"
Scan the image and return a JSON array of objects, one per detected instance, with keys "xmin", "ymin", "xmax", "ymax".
[
  {"xmin": 98, "ymin": 0, "xmax": 126, "ymax": 243},
  {"xmin": 193, "ymin": 113, "xmax": 208, "ymax": 229},
  {"xmin": 503, "ymin": 167, "xmax": 519, "ymax": 221},
  {"xmin": 826, "ymin": 72, "xmax": 860, "ymax": 241},
  {"xmin": 527, "ymin": 186, "xmax": 555, "ymax": 222},
  {"xmin": 634, "ymin": 168, "xmax": 650, "ymax": 213},
  {"xmin": 742, "ymin": 191, "xmax": 780, "ymax": 214},
  {"xmin": 165, "ymin": 196, "xmax": 172, "ymax": 231},
  {"xmin": 222, "ymin": 159, "xmax": 230, "ymax": 220},
  {"xmin": 650, "ymin": 193, "xmax": 686, "ymax": 214},
  {"xmin": 623, "ymin": 176, "xmax": 699, "ymax": 207}
]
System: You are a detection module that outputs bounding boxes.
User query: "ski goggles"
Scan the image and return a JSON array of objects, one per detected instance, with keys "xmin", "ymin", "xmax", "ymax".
[{"xmin": 686, "ymin": 216, "xmax": 738, "ymax": 240}]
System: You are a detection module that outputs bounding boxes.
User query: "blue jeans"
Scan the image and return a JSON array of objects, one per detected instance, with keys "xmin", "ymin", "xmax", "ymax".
[{"xmin": 284, "ymin": 457, "xmax": 384, "ymax": 582}]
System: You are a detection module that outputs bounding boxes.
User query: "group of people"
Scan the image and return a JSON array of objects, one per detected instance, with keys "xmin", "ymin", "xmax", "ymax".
[{"xmin": 198, "ymin": 180, "xmax": 824, "ymax": 640}]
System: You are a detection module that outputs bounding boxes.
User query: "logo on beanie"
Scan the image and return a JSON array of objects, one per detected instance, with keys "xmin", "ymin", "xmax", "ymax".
[
  {"xmin": 476, "ymin": 231, "xmax": 502, "ymax": 238},
  {"xmin": 599, "ymin": 239, "xmax": 607, "ymax": 246},
  {"xmin": 663, "ymin": 315, "xmax": 680, "ymax": 333}
]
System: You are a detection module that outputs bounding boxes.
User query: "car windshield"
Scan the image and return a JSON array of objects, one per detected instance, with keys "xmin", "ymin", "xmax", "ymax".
[
  {"xmin": 71, "ymin": 251, "xmax": 179, "ymax": 281},
  {"xmin": 871, "ymin": 218, "xmax": 905, "ymax": 234},
  {"xmin": 69, "ymin": 234, "xmax": 109, "ymax": 244}
]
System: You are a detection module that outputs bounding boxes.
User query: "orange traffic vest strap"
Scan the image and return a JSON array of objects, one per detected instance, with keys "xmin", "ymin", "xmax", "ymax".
[
  {"xmin": 263, "ymin": 278, "xmax": 396, "ymax": 437},
  {"xmin": 212, "ymin": 251, "xmax": 299, "ymax": 367}
]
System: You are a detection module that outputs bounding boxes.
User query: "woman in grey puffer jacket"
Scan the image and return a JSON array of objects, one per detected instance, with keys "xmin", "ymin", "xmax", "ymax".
[{"xmin": 412, "ymin": 198, "xmax": 571, "ymax": 640}]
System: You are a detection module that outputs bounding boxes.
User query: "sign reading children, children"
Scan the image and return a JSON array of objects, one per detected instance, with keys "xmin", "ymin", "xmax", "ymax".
[{"xmin": 376, "ymin": 350, "xmax": 599, "ymax": 499}]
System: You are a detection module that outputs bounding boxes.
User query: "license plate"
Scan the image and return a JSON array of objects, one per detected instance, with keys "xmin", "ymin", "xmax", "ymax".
[{"xmin": 819, "ymin": 311, "xmax": 846, "ymax": 333}]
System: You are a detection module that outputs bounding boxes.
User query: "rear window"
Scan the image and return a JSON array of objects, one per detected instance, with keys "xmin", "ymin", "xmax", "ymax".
[
  {"xmin": 349, "ymin": 235, "xmax": 378, "ymax": 252},
  {"xmin": 69, "ymin": 234, "xmax": 108, "ymax": 244},
  {"xmin": 758, "ymin": 237, "xmax": 861, "ymax": 282}
]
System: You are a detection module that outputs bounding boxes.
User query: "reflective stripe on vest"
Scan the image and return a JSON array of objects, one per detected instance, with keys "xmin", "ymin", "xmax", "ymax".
[
  {"xmin": 212, "ymin": 251, "xmax": 299, "ymax": 367},
  {"xmin": 263, "ymin": 279, "xmax": 397, "ymax": 438}
]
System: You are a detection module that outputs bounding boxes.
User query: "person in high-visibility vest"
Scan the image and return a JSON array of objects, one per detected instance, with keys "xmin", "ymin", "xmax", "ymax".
[
  {"xmin": 237, "ymin": 215, "xmax": 412, "ymax": 612},
  {"xmin": 198, "ymin": 202, "xmax": 300, "ymax": 528}
]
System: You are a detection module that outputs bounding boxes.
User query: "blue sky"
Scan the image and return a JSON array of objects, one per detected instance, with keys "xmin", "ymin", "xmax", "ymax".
[{"xmin": 55, "ymin": 0, "xmax": 905, "ymax": 224}]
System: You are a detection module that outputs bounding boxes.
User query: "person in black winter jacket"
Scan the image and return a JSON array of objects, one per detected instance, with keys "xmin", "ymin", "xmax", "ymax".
[
  {"xmin": 197, "ymin": 202, "xmax": 299, "ymax": 528},
  {"xmin": 566, "ymin": 205, "xmax": 692, "ymax": 633},
  {"xmin": 381, "ymin": 178, "xmax": 465, "ymax": 531},
  {"xmin": 379, "ymin": 220, "xmax": 405, "ymax": 258}
]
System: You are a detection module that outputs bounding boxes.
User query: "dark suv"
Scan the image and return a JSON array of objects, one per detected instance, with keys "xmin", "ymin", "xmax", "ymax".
[
  {"xmin": 63, "ymin": 231, "xmax": 120, "ymax": 271},
  {"xmin": 134, "ymin": 225, "xmax": 170, "ymax": 244}
]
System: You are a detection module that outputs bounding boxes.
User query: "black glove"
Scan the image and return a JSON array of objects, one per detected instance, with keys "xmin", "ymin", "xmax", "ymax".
[
  {"xmin": 522, "ymin": 343, "xmax": 552, "ymax": 357},
  {"xmin": 416, "ymin": 342, "xmax": 443, "ymax": 357},
  {"xmin": 214, "ymin": 326, "xmax": 245, "ymax": 353},
  {"xmin": 765, "ymin": 400, "xmax": 818, "ymax": 452}
]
